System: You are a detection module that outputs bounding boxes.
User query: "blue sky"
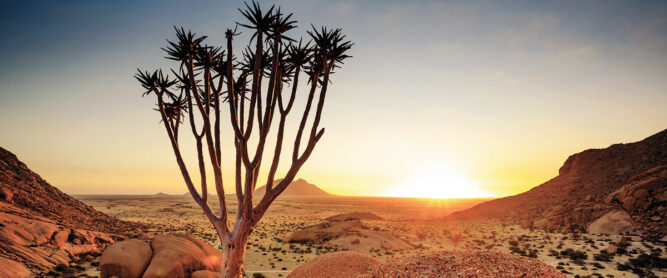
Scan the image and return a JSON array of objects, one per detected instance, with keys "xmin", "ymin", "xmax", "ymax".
[{"xmin": 1, "ymin": 0, "xmax": 666, "ymax": 196}]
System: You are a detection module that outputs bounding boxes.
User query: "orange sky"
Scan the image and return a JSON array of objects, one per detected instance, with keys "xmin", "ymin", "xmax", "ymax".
[{"xmin": 1, "ymin": 1, "xmax": 666, "ymax": 198}]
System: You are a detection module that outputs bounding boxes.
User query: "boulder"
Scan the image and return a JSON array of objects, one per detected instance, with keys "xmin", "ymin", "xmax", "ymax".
[
  {"xmin": 0, "ymin": 186, "xmax": 13, "ymax": 202},
  {"xmin": 284, "ymin": 220, "xmax": 413, "ymax": 252},
  {"xmin": 621, "ymin": 196, "xmax": 636, "ymax": 211},
  {"xmin": 142, "ymin": 234, "xmax": 222, "ymax": 278},
  {"xmin": 100, "ymin": 239, "xmax": 152, "ymax": 278},
  {"xmin": 587, "ymin": 210, "xmax": 635, "ymax": 234},
  {"xmin": 51, "ymin": 230, "xmax": 70, "ymax": 248},
  {"xmin": 607, "ymin": 244, "xmax": 619, "ymax": 254},
  {"xmin": 62, "ymin": 243, "xmax": 98, "ymax": 256},
  {"xmin": 71, "ymin": 229, "xmax": 94, "ymax": 245}
]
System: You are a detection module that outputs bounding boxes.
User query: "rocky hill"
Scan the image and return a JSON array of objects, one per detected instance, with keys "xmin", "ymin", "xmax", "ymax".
[
  {"xmin": 0, "ymin": 147, "xmax": 140, "ymax": 234},
  {"xmin": 0, "ymin": 147, "xmax": 146, "ymax": 277},
  {"xmin": 448, "ymin": 129, "xmax": 667, "ymax": 239},
  {"xmin": 254, "ymin": 178, "xmax": 332, "ymax": 198}
]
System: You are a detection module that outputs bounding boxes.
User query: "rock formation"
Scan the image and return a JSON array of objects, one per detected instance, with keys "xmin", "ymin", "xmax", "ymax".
[
  {"xmin": 283, "ymin": 215, "xmax": 413, "ymax": 252},
  {"xmin": 99, "ymin": 234, "xmax": 222, "ymax": 278},
  {"xmin": 448, "ymin": 129, "xmax": 666, "ymax": 238},
  {"xmin": 0, "ymin": 147, "xmax": 147, "ymax": 277}
]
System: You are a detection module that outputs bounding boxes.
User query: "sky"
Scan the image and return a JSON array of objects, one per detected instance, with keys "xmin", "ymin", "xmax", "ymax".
[{"xmin": 1, "ymin": 0, "xmax": 666, "ymax": 198}]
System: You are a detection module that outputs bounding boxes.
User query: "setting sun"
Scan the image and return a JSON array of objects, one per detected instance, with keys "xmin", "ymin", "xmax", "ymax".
[
  {"xmin": 1, "ymin": 1, "xmax": 666, "ymax": 277},
  {"xmin": 381, "ymin": 164, "xmax": 493, "ymax": 199}
]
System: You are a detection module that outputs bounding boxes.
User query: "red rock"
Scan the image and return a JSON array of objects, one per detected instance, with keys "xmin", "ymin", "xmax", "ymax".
[
  {"xmin": 0, "ymin": 186, "xmax": 13, "ymax": 202},
  {"xmin": 622, "ymin": 196, "xmax": 636, "ymax": 211},
  {"xmin": 0, "ymin": 257, "xmax": 31, "ymax": 278},
  {"xmin": 72, "ymin": 229, "xmax": 94, "ymax": 244},
  {"xmin": 0, "ymin": 146, "xmax": 148, "ymax": 277},
  {"xmin": 100, "ymin": 239, "xmax": 152, "ymax": 278},
  {"xmin": 62, "ymin": 243, "xmax": 98, "ymax": 256},
  {"xmin": 446, "ymin": 130, "xmax": 667, "ymax": 237},
  {"xmin": 0, "ymin": 242, "xmax": 55, "ymax": 269},
  {"xmin": 633, "ymin": 189, "xmax": 649, "ymax": 199},
  {"xmin": 0, "ymin": 146, "xmax": 145, "ymax": 234},
  {"xmin": 0, "ymin": 211, "xmax": 60, "ymax": 246},
  {"xmin": 51, "ymin": 230, "xmax": 70, "ymax": 248},
  {"xmin": 142, "ymin": 234, "xmax": 222, "ymax": 278}
]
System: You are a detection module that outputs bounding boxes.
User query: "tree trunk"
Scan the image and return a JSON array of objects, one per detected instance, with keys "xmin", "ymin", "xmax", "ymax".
[{"xmin": 223, "ymin": 232, "xmax": 250, "ymax": 278}]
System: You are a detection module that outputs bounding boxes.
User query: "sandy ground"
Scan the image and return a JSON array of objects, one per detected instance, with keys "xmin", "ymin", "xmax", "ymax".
[{"xmin": 78, "ymin": 196, "xmax": 665, "ymax": 278}]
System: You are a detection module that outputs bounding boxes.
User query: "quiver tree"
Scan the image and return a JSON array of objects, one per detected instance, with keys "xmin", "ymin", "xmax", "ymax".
[{"xmin": 134, "ymin": 1, "xmax": 352, "ymax": 277}]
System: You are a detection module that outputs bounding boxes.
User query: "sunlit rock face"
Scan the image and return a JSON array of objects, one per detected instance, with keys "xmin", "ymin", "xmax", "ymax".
[
  {"xmin": 447, "ymin": 129, "xmax": 666, "ymax": 238},
  {"xmin": 0, "ymin": 146, "xmax": 139, "ymax": 277},
  {"xmin": 100, "ymin": 234, "xmax": 222, "ymax": 278}
]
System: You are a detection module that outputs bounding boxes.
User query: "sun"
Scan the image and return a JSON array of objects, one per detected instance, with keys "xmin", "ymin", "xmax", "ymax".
[{"xmin": 381, "ymin": 164, "xmax": 492, "ymax": 199}]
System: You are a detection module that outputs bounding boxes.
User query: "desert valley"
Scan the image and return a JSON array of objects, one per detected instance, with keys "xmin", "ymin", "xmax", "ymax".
[
  {"xmin": 2, "ymin": 1, "xmax": 667, "ymax": 277},
  {"xmin": 1, "ymin": 129, "xmax": 665, "ymax": 277}
]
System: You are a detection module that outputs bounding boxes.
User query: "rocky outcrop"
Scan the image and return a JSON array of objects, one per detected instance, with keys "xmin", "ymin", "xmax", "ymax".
[
  {"xmin": 283, "ymin": 219, "xmax": 414, "ymax": 252},
  {"xmin": 0, "ymin": 147, "xmax": 140, "ymax": 234},
  {"xmin": 587, "ymin": 210, "xmax": 635, "ymax": 234},
  {"xmin": 448, "ymin": 129, "xmax": 666, "ymax": 237},
  {"xmin": 0, "ymin": 203, "xmax": 115, "ymax": 277},
  {"xmin": 0, "ymin": 147, "xmax": 147, "ymax": 276},
  {"xmin": 0, "ymin": 257, "xmax": 31, "ymax": 278},
  {"xmin": 100, "ymin": 234, "xmax": 222, "ymax": 278}
]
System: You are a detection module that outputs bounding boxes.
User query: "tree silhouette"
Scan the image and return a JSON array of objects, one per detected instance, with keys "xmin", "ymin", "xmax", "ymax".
[{"xmin": 135, "ymin": 1, "xmax": 352, "ymax": 277}]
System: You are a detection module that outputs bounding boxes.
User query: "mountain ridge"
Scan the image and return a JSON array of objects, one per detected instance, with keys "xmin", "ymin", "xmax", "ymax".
[{"xmin": 448, "ymin": 129, "xmax": 667, "ymax": 238}]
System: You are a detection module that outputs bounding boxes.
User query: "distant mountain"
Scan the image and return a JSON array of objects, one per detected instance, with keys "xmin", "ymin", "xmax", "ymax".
[
  {"xmin": 154, "ymin": 192, "xmax": 169, "ymax": 196},
  {"xmin": 254, "ymin": 178, "xmax": 331, "ymax": 197},
  {"xmin": 448, "ymin": 129, "xmax": 666, "ymax": 238}
]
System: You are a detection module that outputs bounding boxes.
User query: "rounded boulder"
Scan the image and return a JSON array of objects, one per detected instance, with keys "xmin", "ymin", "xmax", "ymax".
[{"xmin": 100, "ymin": 239, "xmax": 152, "ymax": 278}]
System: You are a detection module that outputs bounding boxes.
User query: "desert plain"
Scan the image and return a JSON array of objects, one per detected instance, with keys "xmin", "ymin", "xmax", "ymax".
[{"xmin": 75, "ymin": 195, "xmax": 665, "ymax": 278}]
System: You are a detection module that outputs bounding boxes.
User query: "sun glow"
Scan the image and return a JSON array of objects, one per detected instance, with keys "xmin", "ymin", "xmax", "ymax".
[{"xmin": 381, "ymin": 163, "xmax": 492, "ymax": 199}]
